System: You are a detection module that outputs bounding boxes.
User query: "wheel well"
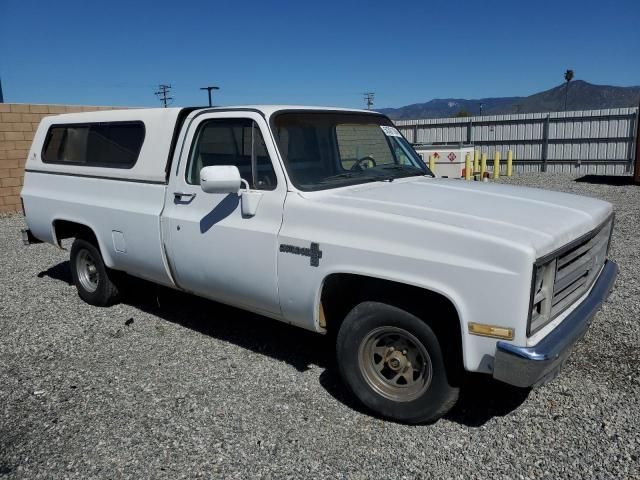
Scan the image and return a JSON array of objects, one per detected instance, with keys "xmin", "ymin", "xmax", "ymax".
[
  {"xmin": 320, "ymin": 273, "xmax": 462, "ymax": 367},
  {"xmin": 52, "ymin": 220, "xmax": 98, "ymax": 247}
]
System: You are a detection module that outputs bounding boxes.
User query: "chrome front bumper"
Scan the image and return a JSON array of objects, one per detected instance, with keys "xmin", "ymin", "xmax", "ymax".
[{"xmin": 493, "ymin": 260, "xmax": 618, "ymax": 388}]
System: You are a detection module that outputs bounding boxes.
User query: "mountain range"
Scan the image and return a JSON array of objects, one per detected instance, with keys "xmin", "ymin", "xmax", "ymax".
[{"xmin": 379, "ymin": 81, "xmax": 640, "ymax": 119}]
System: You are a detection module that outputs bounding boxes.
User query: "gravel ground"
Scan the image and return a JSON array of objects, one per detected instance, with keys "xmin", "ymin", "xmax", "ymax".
[{"xmin": 1, "ymin": 173, "xmax": 639, "ymax": 479}]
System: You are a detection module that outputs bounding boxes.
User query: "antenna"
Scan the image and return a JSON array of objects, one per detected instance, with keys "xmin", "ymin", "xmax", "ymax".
[
  {"xmin": 200, "ymin": 85, "xmax": 220, "ymax": 107},
  {"xmin": 154, "ymin": 84, "xmax": 173, "ymax": 108},
  {"xmin": 363, "ymin": 92, "xmax": 375, "ymax": 110}
]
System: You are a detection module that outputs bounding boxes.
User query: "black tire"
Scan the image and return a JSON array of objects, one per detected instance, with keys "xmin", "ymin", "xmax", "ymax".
[
  {"xmin": 336, "ymin": 301, "xmax": 460, "ymax": 424},
  {"xmin": 70, "ymin": 238, "xmax": 121, "ymax": 307}
]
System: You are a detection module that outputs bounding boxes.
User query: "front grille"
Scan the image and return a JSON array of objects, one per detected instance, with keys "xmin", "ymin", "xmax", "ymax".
[
  {"xmin": 528, "ymin": 217, "xmax": 612, "ymax": 336},
  {"xmin": 551, "ymin": 220, "xmax": 611, "ymax": 317}
]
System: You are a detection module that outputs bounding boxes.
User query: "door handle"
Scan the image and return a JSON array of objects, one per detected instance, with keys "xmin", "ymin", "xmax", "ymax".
[{"xmin": 173, "ymin": 192, "xmax": 197, "ymax": 200}]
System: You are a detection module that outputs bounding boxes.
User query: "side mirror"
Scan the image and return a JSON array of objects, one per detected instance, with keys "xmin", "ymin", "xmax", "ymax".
[{"xmin": 200, "ymin": 165, "xmax": 242, "ymax": 194}]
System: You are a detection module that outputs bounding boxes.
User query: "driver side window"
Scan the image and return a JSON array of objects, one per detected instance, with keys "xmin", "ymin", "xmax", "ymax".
[
  {"xmin": 335, "ymin": 124, "xmax": 394, "ymax": 169},
  {"xmin": 186, "ymin": 118, "xmax": 277, "ymax": 190}
]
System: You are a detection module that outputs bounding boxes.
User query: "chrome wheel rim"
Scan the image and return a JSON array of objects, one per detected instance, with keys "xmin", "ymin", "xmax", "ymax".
[
  {"xmin": 76, "ymin": 249, "xmax": 99, "ymax": 293},
  {"xmin": 358, "ymin": 326, "xmax": 432, "ymax": 402}
]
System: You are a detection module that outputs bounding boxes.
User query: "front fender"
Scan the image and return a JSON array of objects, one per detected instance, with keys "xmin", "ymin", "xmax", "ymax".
[{"xmin": 278, "ymin": 194, "xmax": 535, "ymax": 373}]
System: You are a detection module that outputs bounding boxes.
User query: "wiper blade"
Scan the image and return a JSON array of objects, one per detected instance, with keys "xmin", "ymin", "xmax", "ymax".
[
  {"xmin": 319, "ymin": 172, "xmax": 357, "ymax": 183},
  {"xmin": 379, "ymin": 164, "xmax": 423, "ymax": 173},
  {"xmin": 374, "ymin": 165, "xmax": 426, "ymax": 180},
  {"xmin": 317, "ymin": 172, "xmax": 387, "ymax": 186}
]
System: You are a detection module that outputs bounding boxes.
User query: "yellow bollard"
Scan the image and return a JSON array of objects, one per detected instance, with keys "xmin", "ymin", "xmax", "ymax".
[
  {"xmin": 480, "ymin": 153, "xmax": 487, "ymax": 178},
  {"xmin": 507, "ymin": 150, "xmax": 513, "ymax": 177},
  {"xmin": 474, "ymin": 150, "xmax": 480, "ymax": 174},
  {"xmin": 428, "ymin": 154, "xmax": 436, "ymax": 174},
  {"xmin": 493, "ymin": 151, "xmax": 501, "ymax": 179},
  {"xmin": 465, "ymin": 153, "xmax": 471, "ymax": 180}
]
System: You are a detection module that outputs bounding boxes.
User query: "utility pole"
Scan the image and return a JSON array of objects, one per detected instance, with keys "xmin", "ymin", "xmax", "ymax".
[
  {"xmin": 200, "ymin": 85, "xmax": 220, "ymax": 107},
  {"xmin": 363, "ymin": 92, "xmax": 375, "ymax": 110},
  {"xmin": 0, "ymin": 77, "xmax": 4, "ymax": 103},
  {"xmin": 479, "ymin": 102, "xmax": 484, "ymax": 116},
  {"xmin": 155, "ymin": 84, "xmax": 173, "ymax": 108}
]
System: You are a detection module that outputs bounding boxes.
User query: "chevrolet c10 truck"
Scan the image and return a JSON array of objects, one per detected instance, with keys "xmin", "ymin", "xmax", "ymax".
[{"xmin": 20, "ymin": 106, "xmax": 618, "ymax": 423}]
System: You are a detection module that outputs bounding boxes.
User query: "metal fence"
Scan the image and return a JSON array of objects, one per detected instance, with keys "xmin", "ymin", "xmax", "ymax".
[{"xmin": 393, "ymin": 107, "xmax": 639, "ymax": 175}]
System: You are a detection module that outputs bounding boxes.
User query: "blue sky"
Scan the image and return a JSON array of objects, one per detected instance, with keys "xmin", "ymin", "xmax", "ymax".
[{"xmin": 1, "ymin": 0, "xmax": 638, "ymax": 109}]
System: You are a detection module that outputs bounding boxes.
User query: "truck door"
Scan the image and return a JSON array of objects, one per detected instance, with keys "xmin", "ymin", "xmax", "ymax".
[{"xmin": 162, "ymin": 111, "xmax": 286, "ymax": 316}]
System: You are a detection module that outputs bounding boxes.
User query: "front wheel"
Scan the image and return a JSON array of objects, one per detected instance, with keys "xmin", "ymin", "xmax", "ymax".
[
  {"xmin": 336, "ymin": 301, "xmax": 460, "ymax": 424},
  {"xmin": 70, "ymin": 238, "xmax": 121, "ymax": 307}
]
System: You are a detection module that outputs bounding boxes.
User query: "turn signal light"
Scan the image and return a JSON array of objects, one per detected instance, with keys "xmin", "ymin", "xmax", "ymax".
[{"xmin": 468, "ymin": 322, "xmax": 514, "ymax": 340}]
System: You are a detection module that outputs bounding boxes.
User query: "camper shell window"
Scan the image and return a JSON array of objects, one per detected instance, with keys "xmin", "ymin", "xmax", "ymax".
[{"xmin": 42, "ymin": 121, "xmax": 145, "ymax": 168}]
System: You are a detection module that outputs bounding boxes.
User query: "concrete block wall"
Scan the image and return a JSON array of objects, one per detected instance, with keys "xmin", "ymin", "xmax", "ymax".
[{"xmin": 0, "ymin": 103, "xmax": 127, "ymax": 213}]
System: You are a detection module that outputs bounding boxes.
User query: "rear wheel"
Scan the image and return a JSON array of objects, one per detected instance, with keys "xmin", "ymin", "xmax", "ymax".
[
  {"xmin": 336, "ymin": 301, "xmax": 459, "ymax": 424},
  {"xmin": 70, "ymin": 238, "xmax": 121, "ymax": 306}
]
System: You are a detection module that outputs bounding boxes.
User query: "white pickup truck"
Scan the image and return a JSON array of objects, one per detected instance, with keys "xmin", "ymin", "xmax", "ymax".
[{"xmin": 21, "ymin": 106, "xmax": 618, "ymax": 423}]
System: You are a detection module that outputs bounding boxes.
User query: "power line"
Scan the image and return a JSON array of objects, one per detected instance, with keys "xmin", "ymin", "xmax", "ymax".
[
  {"xmin": 363, "ymin": 92, "xmax": 375, "ymax": 110},
  {"xmin": 200, "ymin": 85, "xmax": 220, "ymax": 107},
  {"xmin": 154, "ymin": 84, "xmax": 173, "ymax": 108}
]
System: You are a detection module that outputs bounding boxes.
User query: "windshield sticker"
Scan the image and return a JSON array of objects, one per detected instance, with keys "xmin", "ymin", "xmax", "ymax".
[{"xmin": 380, "ymin": 125, "xmax": 402, "ymax": 137}]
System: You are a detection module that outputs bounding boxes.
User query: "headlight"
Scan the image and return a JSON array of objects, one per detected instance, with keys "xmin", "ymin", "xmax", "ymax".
[{"xmin": 527, "ymin": 258, "xmax": 557, "ymax": 336}]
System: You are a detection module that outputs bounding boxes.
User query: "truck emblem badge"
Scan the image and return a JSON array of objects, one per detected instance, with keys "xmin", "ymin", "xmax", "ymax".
[{"xmin": 280, "ymin": 242, "xmax": 323, "ymax": 267}]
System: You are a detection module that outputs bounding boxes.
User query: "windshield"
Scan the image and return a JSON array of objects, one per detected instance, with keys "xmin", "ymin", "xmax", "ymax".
[{"xmin": 272, "ymin": 112, "xmax": 432, "ymax": 191}]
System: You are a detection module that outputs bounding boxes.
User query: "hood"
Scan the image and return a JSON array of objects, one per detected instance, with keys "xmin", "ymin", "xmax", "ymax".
[{"xmin": 307, "ymin": 177, "xmax": 612, "ymax": 258}]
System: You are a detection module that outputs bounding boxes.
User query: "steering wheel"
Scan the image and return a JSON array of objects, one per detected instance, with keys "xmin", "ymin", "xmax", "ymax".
[{"xmin": 350, "ymin": 156, "xmax": 377, "ymax": 171}]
